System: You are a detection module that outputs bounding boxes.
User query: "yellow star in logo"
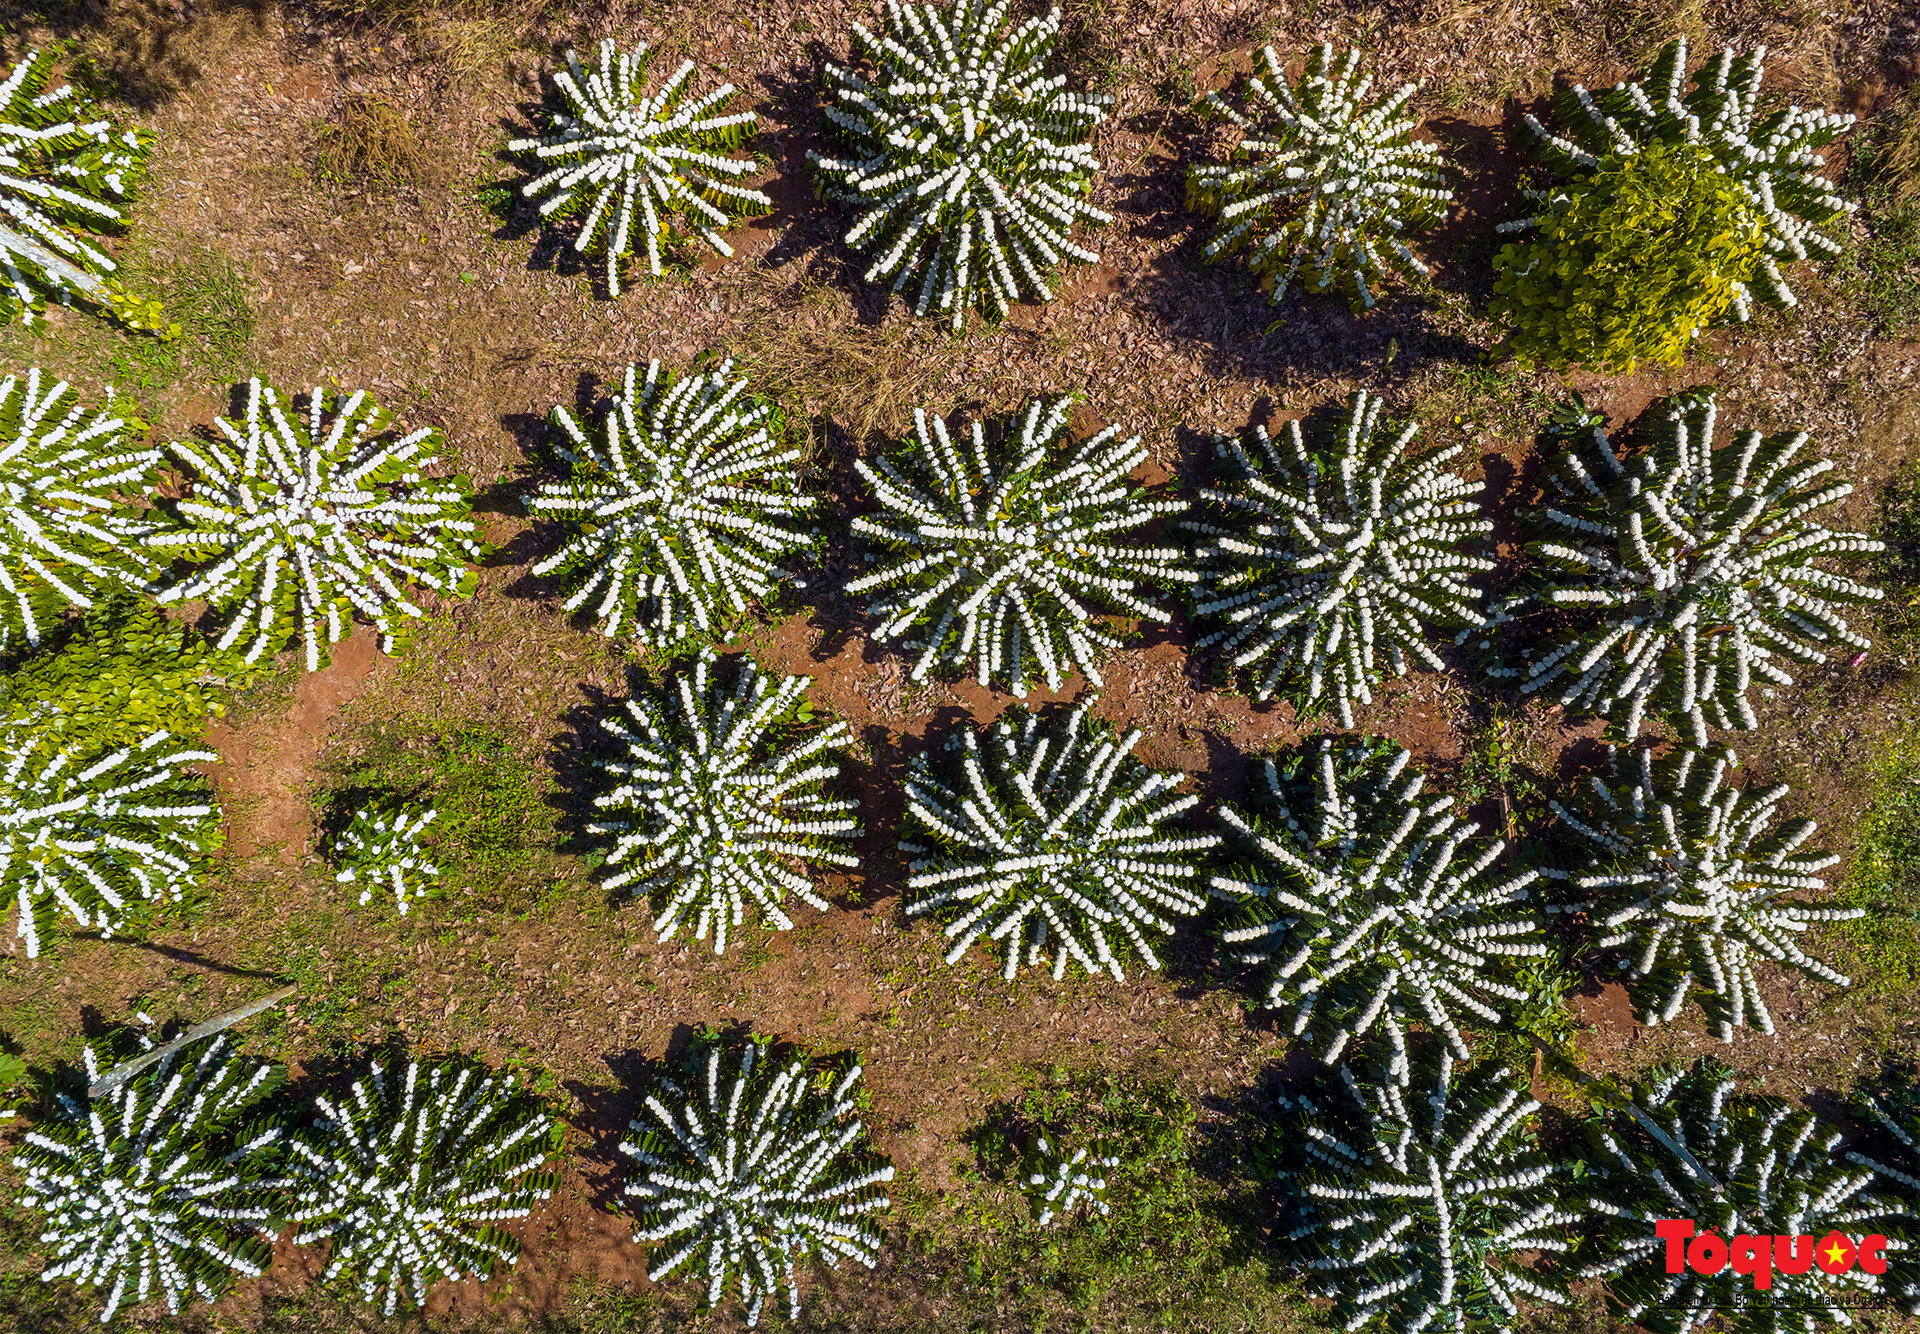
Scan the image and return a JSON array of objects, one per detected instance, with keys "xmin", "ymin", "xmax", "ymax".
[{"xmin": 1822, "ymin": 1241, "xmax": 1849, "ymax": 1267}]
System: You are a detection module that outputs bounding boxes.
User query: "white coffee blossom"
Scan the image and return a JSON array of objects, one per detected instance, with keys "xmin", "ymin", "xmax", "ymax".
[
  {"xmin": 812, "ymin": 0, "xmax": 1113, "ymax": 327},
  {"xmin": 286, "ymin": 1057, "xmax": 557, "ymax": 1316},
  {"xmin": 1215, "ymin": 738, "xmax": 1547, "ymax": 1069},
  {"xmin": 1275, "ymin": 1051, "xmax": 1574, "ymax": 1334},
  {"xmin": 1506, "ymin": 38, "xmax": 1855, "ymax": 318},
  {"xmin": 0, "ymin": 50, "xmax": 169, "ymax": 330},
  {"xmin": 848, "ymin": 396, "xmax": 1195, "ymax": 697},
  {"xmin": 588, "ymin": 648, "xmax": 858, "ymax": 954},
  {"xmin": 1187, "ymin": 391, "xmax": 1491, "ymax": 724},
  {"xmin": 1190, "ymin": 44, "xmax": 1452, "ymax": 308},
  {"xmin": 13, "ymin": 1032, "xmax": 283, "ymax": 1322},
  {"xmin": 0, "ymin": 366, "xmax": 160, "ymax": 651},
  {"xmin": 1547, "ymin": 745, "xmax": 1860, "ymax": 1041},
  {"xmin": 148, "ymin": 380, "xmax": 482, "ymax": 673},
  {"xmin": 903, "ymin": 694, "xmax": 1219, "ymax": 981},
  {"xmin": 0, "ymin": 728, "xmax": 219, "ymax": 959},
  {"xmin": 622, "ymin": 1038, "xmax": 894, "ymax": 1327},
  {"xmin": 526, "ymin": 360, "xmax": 815, "ymax": 651},
  {"xmin": 330, "ymin": 801, "xmax": 439, "ymax": 917},
  {"xmin": 1521, "ymin": 391, "xmax": 1882, "ymax": 744},
  {"xmin": 511, "ymin": 41, "xmax": 770, "ymax": 295},
  {"xmin": 1024, "ymin": 1134, "xmax": 1116, "ymax": 1227}
]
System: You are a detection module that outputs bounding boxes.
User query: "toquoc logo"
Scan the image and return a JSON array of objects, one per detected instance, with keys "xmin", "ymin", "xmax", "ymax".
[{"xmin": 1657, "ymin": 1220, "xmax": 1891, "ymax": 1291}]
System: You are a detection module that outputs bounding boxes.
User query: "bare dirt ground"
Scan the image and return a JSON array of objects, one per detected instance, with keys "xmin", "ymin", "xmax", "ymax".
[{"xmin": 1, "ymin": 0, "xmax": 1919, "ymax": 1330}]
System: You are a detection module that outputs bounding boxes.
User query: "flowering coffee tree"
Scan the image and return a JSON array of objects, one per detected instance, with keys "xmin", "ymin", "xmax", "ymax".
[
  {"xmin": 13, "ymin": 1032, "xmax": 284, "ymax": 1321},
  {"xmin": 1186, "ymin": 392, "xmax": 1491, "ymax": 723},
  {"xmin": 1189, "ymin": 45, "xmax": 1453, "ymax": 308},
  {"xmin": 525, "ymin": 360, "xmax": 816, "ymax": 650},
  {"xmin": 812, "ymin": 0, "xmax": 1113, "ymax": 326},
  {"xmin": 587, "ymin": 648, "xmax": 858, "ymax": 954},
  {"xmin": 0, "ymin": 729, "xmax": 220, "ymax": 958},
  {"xmin": 287, "ymin": 1056, "xmax": 558, "ymax": 1316},
  {"xmin": 1273, "ymin": 1051, "xmax": 1574, "ymax": 1334},
  {"xmin": 0, "ymin": 51, "xmax": 169, "ymax": 331},
  {"xmin": 0, "ymin": 367, "xmax": 160, "ymax": 652},
  {"xmin": 1502, "ymin": 40, "xmax": 1853, "ymax": 332},
  {"xmin": 1215, "ymin": 738, "xmax": 1547, "ymax": 1070},
  {"xmin": 621, "ymin": 1035, "xmax": 894, "ymax": 1327},
  {"xmin": 148, "ymin": 380, "xmax": 482, "ymax": 673},
  {"xmin": 329, "ymin": 801, "xmax": 439, "ymax": 917},
  {"xmin": 1548, "ymin": 745, "xmax": 1859, "ymax": 1041},
  {"xmin": 1023, "ymin": 1134, "xmax": 1117, "ymax": 1227},
  {"xmin": 848, "ymin": 397, "xmax": 1193, "ymax": 697},
  {"xmin": 511, "ymin": 41, "xmax": 770, "ymax": 295},
  {"xmin": 1849, "ymin": 1073, "xmax": 1920, "ymax": 1313},
  {"xmin": 902, "ymin": 695, "xmax": 1219, "ymax": 981},
  {"xmin": 1582, "ymin": 1062, "xmax": 1904, "ymax": 1334},
  {"xmin": 1519, "ymin": 391, "xmax": 1882, "ymax": 744}
]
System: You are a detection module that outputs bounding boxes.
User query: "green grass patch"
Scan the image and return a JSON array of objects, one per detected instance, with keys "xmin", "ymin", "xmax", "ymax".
[{"xmin": 1832, "ymin": 733, "xmax": 1920, "ymax": 994}]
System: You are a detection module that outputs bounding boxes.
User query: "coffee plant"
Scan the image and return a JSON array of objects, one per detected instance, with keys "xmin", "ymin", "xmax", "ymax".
[
  {"xmin": 1189, "ymin": 44, "xmax": 1453, "ymax": 308},
  {"xmin": 1273, "ymin": 1051, "xmax": 1574, "ymax": 1334},
  {"xmin": 1849, "ymin": 1073, "xmax": 1920, "ymax": 1313},
  {"xmin": 1494, "ymin": 40, "xmax": 1854, "ymax": 369},
  {"xmin": 286, "ymin": 1056, "xmax": 558, "ymax": 1316},
  {"xmin": 587, "ymin": 648, "xmax": 858, "ymax": 954},
  {"xmin": 525, "ymin": 359, "xmax": 815, "ymax": 650},
  {"xmin": 847, "ymin": 397, "xmax": 1193, "ymax": 697},
  {"xmin": 1023, "ymin": 1133, "xmax": 1117, "ymax": 1227},
  {"xmin": 13, "ymin": 1031, "xmax": 284, "ymax": 1322},
  {"xmin": 1582, "ymin": 1062, "xmax": 1904, "ymax": 1334},
  {"xmin": 1550, "ymin": 745, "xmax": 1857, "ymax": 1040},
  {"xmin": 812, "ymin": 0, "xmax": 1112, "ymax": 327},
  {"xmin": 1186, "ymin": 391, "xmax": 1491, "ymax": 723},
  {"xmin": 0, "ymin": 368, "xmax": 160, "ymax": 652},
  {"xmin": 0, "ymin": 50, "xmax": 170, "ymax": 331},
  {"xmin": 511, "ymin": 41, "xmax": 770, "ymax": 295},
  {"xmin": 0, "ymin": 729, "xmax": 220, "ymax": 958},
  {"xmin": 1519, "ymin": 391, "xmax": 1882, "ymax": 744},
  {"xmin": 329, "ymin": 801, "xmax": 439, "ymax": 917},
  {"xmin": 148, "ymin": 380, "xmax": 482, "ymax": 673},
  {"xmin": 1215, "ymin": 737, "xmax": 1547, "ymax": 1069},
  {"xmin": 902, "ymin": 695, "xmax": 1219, "ymax": 981},
  {"xmin": 622, "ymin": 1035, "xmax": 894, "ymax": 1327}
]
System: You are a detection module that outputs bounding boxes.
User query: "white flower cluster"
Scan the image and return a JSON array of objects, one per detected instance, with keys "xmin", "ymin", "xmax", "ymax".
[
  {"xmin": 1215, "ymin": 738, "xmax": 1546, "ymax": 1068},
  {"xmin": 848, "ymin": 397, "xmax": 1194, "ymax": 697},
  {"xmin": 0, "ymin": 51, "xmax": 167, "ymax": 330},
  {"xmin": 1583, "ymin": 1063, "xmax": 1903, "ymax": 1334},
  {"xmin": 13, "ymin": 1033, "xmax": 283, "ymax": 1322},
  {"xmin": 0, "ymin": 728, "xmax": 220, "ymax": 958},
  {"xmin": 589, "ymin": 648, "xmax": 858, "ymax": 955},
  {"xmin": 147, "ymin": 380, "xmax": 482, "ymax": 673},
  {"xmin": 330, "ymin": 802, "xmax": 440, "ymax": 917},
  {"xmin": 526, "ymin": 360, "xmax": 816, "ymax": 650},
  {"xmin": 0, "ymin": 367, "xmax": 160, "ymax": 652},
  {"xmin": 1848, "ymin": 1084, "xmax": 1920, "ymax": 1313},
  {"xmin": 1024, "ymin": 1133, "xmax": 1117, "ymax": 1227},
  {"xmin": 1190, "ymin": 45, "xmax": 1453, "ymax": 308},
  {"xmin": 1187, "ymin": 392, "xmax": 1491, "ymax": 724},
  {"xmin": 812, "ymin": 0, "xmax": 1113, "ymax": 327},
  {"xmin": 1548, "ymin": 745, "xmax": 1859, "ymax": 1041},
  {"xmin": 621, "ymin": 1038, "xmax": 895, "ymax": 1328},
  {"xmin": 902, "ymin": 694, "xmax": 1219, "ymax": 981},
  {"xmin": 287, "ymin": 1057, "xmax": 557, "ymax": 1316},
  {"xmin": 1278, "ymin": 1052, "xmax": 1574, "ymax": 1334},
  {"xmin": 1522, "ymin": 392, "xmax": 1882, "ymax": 744},
  {"xmin": 1509, "ymin": 38, "xmax": 1855, "ymax": 317},
  {"xmin": 511, "ymin": 41, "xmax": 770, "ymax": 296}
]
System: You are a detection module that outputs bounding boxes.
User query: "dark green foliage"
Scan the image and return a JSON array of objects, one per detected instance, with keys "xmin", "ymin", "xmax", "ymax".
[
  {"xmin": 1581, "ymin": 1061, "xmax": 1905, "ymax": 1334},
  {"xmin": 1492, "ymin": 139, "xmax": 1764, "ymax": 371}
]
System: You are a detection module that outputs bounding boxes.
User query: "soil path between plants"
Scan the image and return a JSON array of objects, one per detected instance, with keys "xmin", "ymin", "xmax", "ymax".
[{"xmin": 204, "ymin": 631, "xmax": 383, "ymax": 861}]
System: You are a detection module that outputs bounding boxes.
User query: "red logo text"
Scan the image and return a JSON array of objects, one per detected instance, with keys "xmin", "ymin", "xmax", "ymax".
[{"xmin": 1656, "ymin": 1220, "xmax": 1889, "ymax": 1291}]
